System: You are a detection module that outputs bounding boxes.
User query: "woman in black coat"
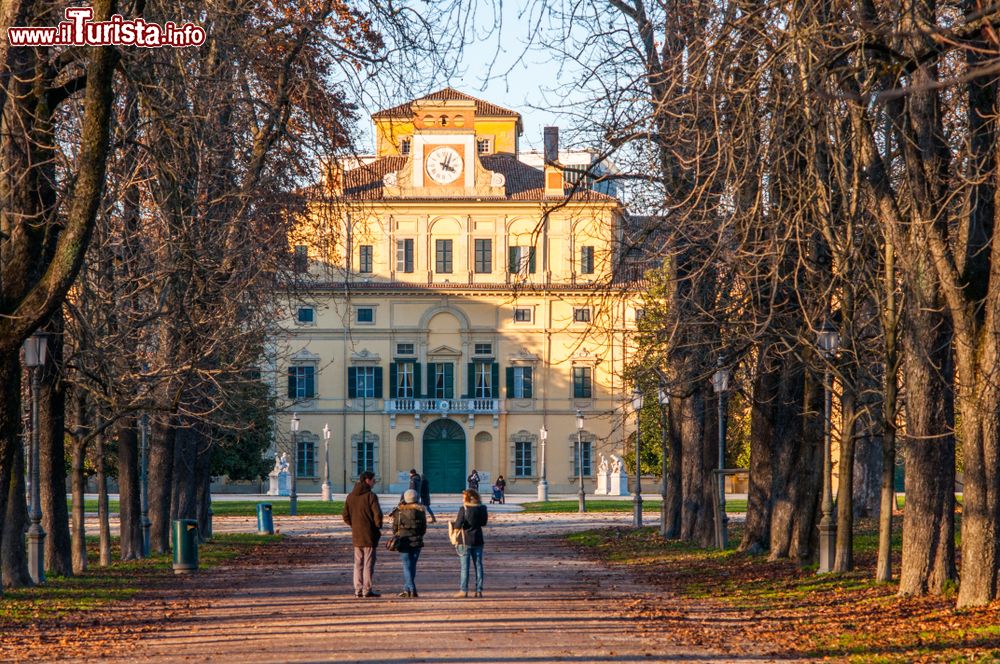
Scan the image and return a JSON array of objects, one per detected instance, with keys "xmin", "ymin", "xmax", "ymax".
[
  {"xmin": 452, "ymin": 488, "xmax": 488, "ymax": 598},
  {"xmin": 393, "ymin": 489, "xmax": 427, "ymax": 598}
]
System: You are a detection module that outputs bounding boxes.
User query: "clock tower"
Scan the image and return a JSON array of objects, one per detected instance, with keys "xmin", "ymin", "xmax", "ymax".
[{"xmin": 379, "ymin": 93, "xmax": 507, "ymax": 197}]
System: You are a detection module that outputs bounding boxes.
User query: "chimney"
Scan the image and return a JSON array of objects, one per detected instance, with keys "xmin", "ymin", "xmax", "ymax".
[
  {"xmin": 543, "ymin": 126, "xmax": 564, "ymax": 197},
  {"xmin": 324, "ymin": 158, "xmax": 343, "ymax": 194}
]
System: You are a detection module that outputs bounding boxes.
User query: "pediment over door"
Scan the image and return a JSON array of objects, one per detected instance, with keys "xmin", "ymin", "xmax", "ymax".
[{"xmin": 427, "ymin": 345, "xmax": 461, "ymax": 358}]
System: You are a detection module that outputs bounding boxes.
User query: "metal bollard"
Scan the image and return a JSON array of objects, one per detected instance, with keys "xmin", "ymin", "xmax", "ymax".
[{"xmin": 256, "ymin": 503, "xmax": 274, "ymax": 535}]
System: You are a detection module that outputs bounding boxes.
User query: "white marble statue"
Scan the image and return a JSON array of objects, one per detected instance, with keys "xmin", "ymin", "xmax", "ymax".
[
  {"xmin": 598, "ymin": 454, "xmax": 610, "ymax": 475},
  {"xmin": 610, "ymin": 454, "xmax": 624, "ymax": 475}
]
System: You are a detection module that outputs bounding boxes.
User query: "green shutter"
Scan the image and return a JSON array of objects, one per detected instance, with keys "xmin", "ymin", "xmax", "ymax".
[
  {"xmin": 466, "ymin": 362, "xmax": 475, "ymax": 398},
  {"xmin": 414, "ymin": 363, "xmax": 422, "ymax": 398},
  {"xmin": 374, "ymin": 367, "xmax": 383, "ymax": 398},
  {"xmin": 347, "ymin": 367, "xmax": 357, "ymax": 399},
  {"xmin": 287, "ymin": 368, "xmax": 296, "ymax": 399},
  {"xmin": 509, "ymin": 246, "xmax": 518, "ymax": 273},
  {"xmin": 506, "ymin": 367, "xmax": 515, "ymax": 396},
  {"xmin": 444, "ymin": 363, "xmax": 454, "ymax": 399},
  {"xmin": 427, "ymin": 363, "xmax": 437, "ymax": 398},
  {"xmin": 388, "ymin": 362, "xmax": 398, "ymax": 399},
  {"xmin": 490, "ymin": 363, "xmax": 499, "ymax": 399},
  {"xmin": 528, "ymin": 247, "xmax": 537, "ymax": 273},
  {"xmin": 524, "ymin": 367, "xmax": 533, "ymax": 398}
]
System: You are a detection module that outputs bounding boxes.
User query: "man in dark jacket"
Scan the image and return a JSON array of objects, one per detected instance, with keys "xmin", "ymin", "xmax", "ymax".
[{"xmin": 342, "ymin": 471, "xmax": 383, "ymax": 597}]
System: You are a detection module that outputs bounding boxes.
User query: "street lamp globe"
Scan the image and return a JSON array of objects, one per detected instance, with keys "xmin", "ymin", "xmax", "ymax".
[
  {"xmin": 711, "ymin": 361, "xmax": 731, "ymax": 395},
  {"xmin": 23, "ymin": 333, "xmax": 48, "ymax": 368},
  {"xmin": 631, "ymin": 390, "xmax": 644, "ymax": 412},
  {"xmin": 539, "ymin": 425, "xmax": 548, "ymax": 441},
  {"xmin": 817, "ymin": 319, "xmax": 841, "ymax": 358},
  {"xmin": 323, "ymin": 423, "xmax": 330, "ymax": 441}
]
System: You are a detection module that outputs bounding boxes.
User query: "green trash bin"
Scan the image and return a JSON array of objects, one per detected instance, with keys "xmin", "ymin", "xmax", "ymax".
[
  {"xmin": 256, "ymin": 503, "xmax": 274, "ymax": 535},
  {"xmin": 172, "ymin": 519, "xmax": 199, "ymax": 574}
]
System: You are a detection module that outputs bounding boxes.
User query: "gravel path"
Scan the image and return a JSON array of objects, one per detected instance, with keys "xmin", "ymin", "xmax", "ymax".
[{"xmin": 111, "ymin": 513, "xmax": 770, "ymax": 663}]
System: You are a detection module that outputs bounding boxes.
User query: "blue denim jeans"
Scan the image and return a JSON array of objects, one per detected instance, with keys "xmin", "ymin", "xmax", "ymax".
[
  {"xmin": 456, "ymin": 544, "xmax": 483, "ymax": 593},
  {"xmin": 400, "ymin": 549, "xmax": 421, "ymax": 593}
]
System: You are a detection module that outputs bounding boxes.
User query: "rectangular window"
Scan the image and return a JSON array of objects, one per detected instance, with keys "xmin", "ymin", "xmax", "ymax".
[
  {"xmin": 635, "ymin": 308, "xmax": 645, "ymax": 322},
  {"xmin": 474, "ymin": 239, "xmax": 492, "ymax": 273},
  {"xmin": 430, "ymin": 362, "xmax": 454, "ymax": 399},
  {"xmin": 356, "ymin": 307, "xmax": 374, "ymax": 323},
  {"xmin": 514, "ymin": 440, "xmax": 533, "ymax": 478},
  {"xmin": 473, "ymin": 343, "xmax": 492, "ymax": 356},
  {"xmin": 359, "ymin": 245, "xmax": 373, "ymax": 273},
  {"xmin": 508, "ymin": 246, "xmax": 536, "ymax": 274},
  {"xmin": 356, "ymin": 436, "xmax": 375, "ymax": 476},
  {"xmin": 514, "ymin": 307, "xmax": 532, "ymax": 323},
  {"xmin": 293, "ymin": 245, "xmax": 308, "ymax": 273},
  {"xmin": 287, "ymin": 365, "xmax": 316, "ymax": 400},
  {"xmin": 435, "ymin": 239, "xmax": 453, "ymax": 273},
  {"xmin": 573, "ymin": 366, "xmax": 593, "ymax": 399},
  {"xmin": 580, "ymin": 246, "xmax": 595, "ymax": 274},
  {"xmin": 573, "ymin": 440, "xmax": 593, "ymax": 476},
  {"xmin": 396, "ymin": 343, "xmax": 415, "ymax": 356},
  {"xmin": 396, "ymin": 361, "xmax": 414, "ymax": 398},
  {"xmin": 512, "ymin": 366, "xmax": 533, "ymax": 399},
  {"xmin": 573, "ymin": 308, "xmax": 592, "ymax": 323},
  {"xmin": 477, "ymin": 138, "xmax": 492, "ymax": 154},
  {"xmin": 296, "ymin": 307, "xmax": 315, "ymax": 324},
  {"xmin": 397, "ymin": 239, "xmax": 414, "ymax": 273},
  {"xmin": 296, "ymin": 440, "xmax": 316, "ymax": 478},
  {"xmin": 400, "ymin": 137, "xmax": 411, "ymax": 155},
  {"xmin": 474, "ymin": 361, "xmax": 493, "ymax": 398},
  {"xmin": 355, "ymin": 366, "xmax": 375, "ymax": 398}
]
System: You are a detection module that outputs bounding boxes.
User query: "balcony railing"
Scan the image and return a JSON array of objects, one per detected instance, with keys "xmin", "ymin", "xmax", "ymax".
[{"xmin": 385, "ymin": 398, "xmax": 499, "ymax": 414}]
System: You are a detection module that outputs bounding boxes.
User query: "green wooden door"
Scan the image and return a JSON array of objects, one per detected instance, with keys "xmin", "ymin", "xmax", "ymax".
[{"xmin": 423, "ymin": 419, "xmax": 466, "ymax": 493}]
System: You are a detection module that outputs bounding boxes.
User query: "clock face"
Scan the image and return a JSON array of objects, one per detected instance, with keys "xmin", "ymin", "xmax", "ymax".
[{"xmin": 425, "ymin": 146, "xmax": 463, "ymax": 185}]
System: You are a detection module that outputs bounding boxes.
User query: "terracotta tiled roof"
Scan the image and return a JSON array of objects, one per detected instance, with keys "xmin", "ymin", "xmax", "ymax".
[
  {"xmin": 342, "ymin": 154, "xmax": 619, "ymax": 203},
  {"xmin": 372, "ymin": 87, "xmax": 521, "ymax": 119}
]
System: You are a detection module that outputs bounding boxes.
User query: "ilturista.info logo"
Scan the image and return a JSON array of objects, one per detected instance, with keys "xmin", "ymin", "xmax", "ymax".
[{"xmin": 8, "ymin": 7, "xmax": 205, "ymax": 47}]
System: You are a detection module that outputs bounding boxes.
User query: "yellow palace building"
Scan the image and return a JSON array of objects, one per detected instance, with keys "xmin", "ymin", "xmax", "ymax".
[{"xmin": 274, "ymin": 89, "xmax": 642, "ymax": 495}]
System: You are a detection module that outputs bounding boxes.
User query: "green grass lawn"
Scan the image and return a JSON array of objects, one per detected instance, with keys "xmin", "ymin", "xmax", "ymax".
[
  {"xmin": 521, "ymin": 498, "xmax": 748, "ymax": 513},
  {"xmin": 77, "ymin": 499, "xmax": 344, "ymax": 517},
  {"xmin": 0, "ymin": 533, "xmax": 280, "ymax": 626}
]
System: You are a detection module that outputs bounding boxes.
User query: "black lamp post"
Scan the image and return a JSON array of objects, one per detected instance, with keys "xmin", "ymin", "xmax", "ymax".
[
  {"xmin": 658, "ymin": 385, "xmax": 670, "ymax": 537},
  {"xmin": 576, "ymin": 410, "xmax": 586, "ymax": 513},
  {"xmin": 711, "ymin": 358, "xmax": 731, "ymax": 550},
  {"xmin": 322, "ymin": 423, "xmax": 332, "ymax": 501},
  {"xmin": 290, "ymin": 412, "xmax": 299, "ymax": 516},
  {"xmin": 631, "ymin": 389, "xmax": 644, "ymax": 528},
  {"xmin": 23, "ymin": 333, "xmax": 48, "ymax": 585},
  {"xmin": 538, "ymin": 425, "xmax": 549, "ymax": 501},
  {"xmin": 817, "ymin": 319, "xmax": 841, "ymax": 573}
]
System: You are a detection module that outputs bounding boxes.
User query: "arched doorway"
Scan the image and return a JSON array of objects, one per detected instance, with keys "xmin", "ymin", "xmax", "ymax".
[{"xmin": 423, "ymin": 419, "xmax": 466, "ymax": 493}]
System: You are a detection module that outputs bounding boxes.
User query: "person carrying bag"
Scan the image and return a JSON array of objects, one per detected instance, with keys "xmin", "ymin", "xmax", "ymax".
[
  {"xmin": 451, "ymin": 488, "xmax": 488, "ymax": 598},
  {"xmin": 392, "ymin": 489, "xmax": 427, "ymax": 598}
]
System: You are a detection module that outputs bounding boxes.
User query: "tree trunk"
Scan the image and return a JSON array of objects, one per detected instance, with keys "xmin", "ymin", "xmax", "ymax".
[
  {"xmin": 39, "ymin": 313, "xmax": 71, "ymax": 576},
  {"xmin": 678, "ymin": 386, "xmax": 714, "ymax": 547},
  {"xmin": 2, "ymin": 424, "xmax": 30, "ymax": 588},
  {"xmin": 117, "ymin": 418, "xmax": 142, "ymax": 560},
  {"xmin": 898, "ymin": 298, "xmax": 955, "ymax": 595},
  {"xmin": 71, "ymin": 434, "xmax": 88, "ymax": 574},
  {"xmin": 741, "ymin": 347, "xmax": 778, "ymax": 554},
  {"xmin": 195, "ymin": 427, "xmax": 213, "ymax": 542},
  {"xmin": 834, "ymin": 378, "xmax": 857, "ymax": 572},
  {"xmin": 95, "ymin": 430, "xmax": 112, "ymax": 567},
  {"xmin": 148, "ymin": 414, "xmax": 175, "ymax": 553},
  {"xmin": 664, "ymin": 399, "xmax": 682, "ymax": 539},
  {"xmin": 0, "ymin": 351, "xmax": 21, "ymax": 594}
]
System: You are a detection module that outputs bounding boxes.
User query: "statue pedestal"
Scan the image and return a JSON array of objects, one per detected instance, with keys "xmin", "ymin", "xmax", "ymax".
[
  {"xmin": 595, "ymin": 473, "xmax": 610, "ymax": 495},
  {"xmin": 268, "ymin": 471, "xmax": 290, "ymax": 496},
  {"xmin": 607, "ymin": 472, "xmax": 628, "ymax": 496}
]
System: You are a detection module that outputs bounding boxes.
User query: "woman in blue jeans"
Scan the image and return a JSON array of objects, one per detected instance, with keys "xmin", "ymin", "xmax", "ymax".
[
  {"xmin": 452, "ymin": 488, "xmax": 488, "ymax": 598},
  {"xmin": 392, "ymin": 489, "xmax": 427, "ymax": 598}
]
